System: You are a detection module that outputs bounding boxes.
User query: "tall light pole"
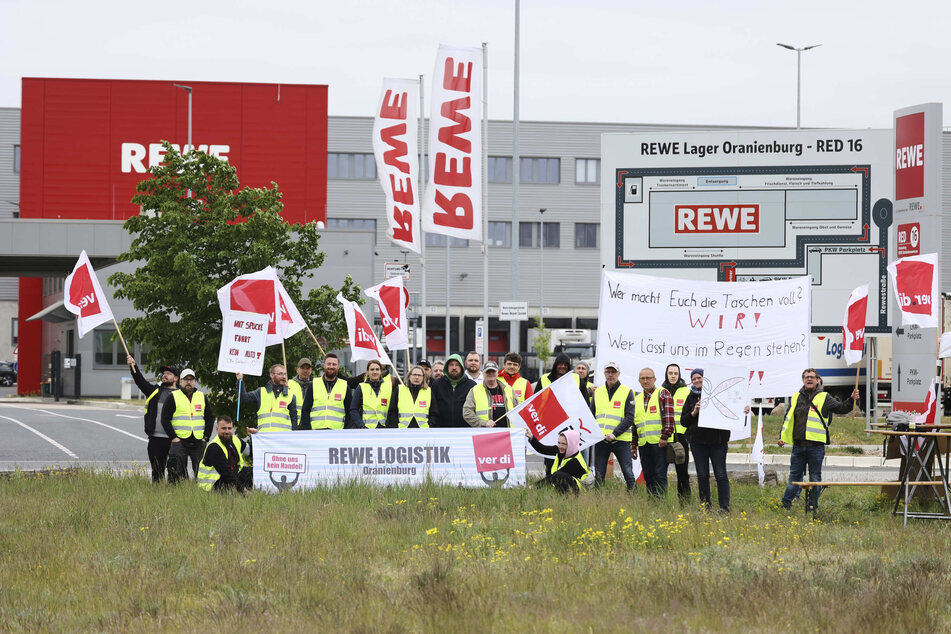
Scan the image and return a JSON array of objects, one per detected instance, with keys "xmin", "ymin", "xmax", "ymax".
[
  {"xmin": 539, "ymin": 208, "xmax": 546, "ymax": 324},
  {"xmin": 776, "ymin": 44, "xmax": 820, "ymax": 129},
  {"xmin": 172, "ymin": 84, "xmax": 193, "ymax": 151}
]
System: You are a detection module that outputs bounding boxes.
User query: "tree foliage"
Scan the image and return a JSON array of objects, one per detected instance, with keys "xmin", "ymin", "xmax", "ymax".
[
  {"xmin": 532, "ymin": 317, "xmax": 551, "ymax": 371},
  {"xmin": 110, "ymin": 143, "xmax": 360, "ymax": 422}
]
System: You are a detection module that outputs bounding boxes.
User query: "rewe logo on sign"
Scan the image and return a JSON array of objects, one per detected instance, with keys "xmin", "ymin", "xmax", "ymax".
[
  {"xmin": 675, "ymin": 205, "xmax": 759, "ymax": 233},
  {"xmin": 895, "ymin": 112, "xmax": 925, "ymax": 200},
  {"xmin": 121, "ymin": 142, "xmax": 231, "ymax": 173}
]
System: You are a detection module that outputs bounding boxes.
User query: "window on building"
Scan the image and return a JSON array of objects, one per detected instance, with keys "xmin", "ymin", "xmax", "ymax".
[
  {"xmin": 425, "ymin": 232, "xmax": 469, "ymax": 248},
  {"xmin": 488, "ymin": 156, "xmax": 512, "ymax": 183},
  {"xmin": 325, "ymin": 217, "xmax": 377, "ymax": 242},
  {"xmin": 575, "ymin": 223, "xmax": 599, "ymax": 248},
  {"xmin": 10, "ymin": 317, "xmax": 16, "ymax": 345},
  {"xmin": 327, "ymin": 153, "xmax": 377, "ymax": 180},
  {"xmin": 518, "ymin": 222, "xmax": 560, "ymax": 248},
  {"xmin": 93, "ymin": 330, "xmax": 122, "ymax": 366},
  {"xmin": 520, "ymin": 157, "xmax": 560, "ymax": 184},
  {"xmin": 575, "ymin": 158, "xmax": 600, "ymax": 184},
  {"xmin": 13, "ymin": 145, "xmax": 20, "ymax": 173},
  {"xmin": 487, "ymin": 221, "xmax": 511, "ymax": 248}
]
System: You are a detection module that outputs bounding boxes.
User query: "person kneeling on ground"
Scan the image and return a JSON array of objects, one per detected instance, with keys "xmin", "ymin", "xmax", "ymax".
[
  {"xmin": 525, "ymin": 428, "xmax": 590, "ymax": 493},
  {"xmin": 198, "ymin": 415, "xmax": 252, "ymax": 493}
]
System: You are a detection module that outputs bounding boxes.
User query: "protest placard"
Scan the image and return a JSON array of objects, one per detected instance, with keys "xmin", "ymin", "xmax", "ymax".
[{"xmin": 217, "ymin": 311, "xmax": 268, "ymax": 375}]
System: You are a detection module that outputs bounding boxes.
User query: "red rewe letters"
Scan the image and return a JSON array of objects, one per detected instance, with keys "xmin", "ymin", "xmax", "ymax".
[
  {"xmin": 675, "ymin": 205, "xmax": 759, "ymax": 233},
  {"xmin": 374, "ymin": 81, "xmax": 420, "ymax": 249}
]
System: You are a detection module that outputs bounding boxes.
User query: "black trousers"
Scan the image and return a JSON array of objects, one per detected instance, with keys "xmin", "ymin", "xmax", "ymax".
[
  {"xmin": 213, "ymin": 466, "xmax": 253, "ymax": 492},
  {"xmin": 672, "ymin": 434, "xmax": 691, "ymax": 500},
  {"xmin": 167, "ymin": 438, "xmax": 205, "ymax": 483},
  {"xmin": 147, "ymin": 436, "xmax": 172, "ymax": 482}
]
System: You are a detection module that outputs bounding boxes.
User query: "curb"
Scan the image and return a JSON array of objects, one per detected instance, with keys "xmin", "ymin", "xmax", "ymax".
[
  {"xmin": 0, "ymin": 397, "xmax": 141, "ymax": 411},
  {"xmin": 725, "ymin": 452, "xmax": 899, "ymax": 467}
]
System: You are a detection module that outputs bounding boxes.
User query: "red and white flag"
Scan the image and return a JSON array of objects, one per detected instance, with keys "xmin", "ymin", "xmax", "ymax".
[
  {"xmin": 63, "ymin": 250, "xmax": 115, "ymax": 337},
  {"xmin": 364, "ymin": 277, "xmax": 409, "ymax": 350},
  {"xmin": 888, "ymin": 253, "xmax": 939, "ymax": 328},
  {"xmin": 373, "ymin": 78, "xmax": 421, "ymax": 253},
  {"xmin": 506, "ymin": 372, "xmax": 603, "ymax": 452},
  {"xmin": 842, "ymin": 284, "xmax": 869, "ymax": 366},
  {"xmin": 914, "ymin": 379, "xmax": 939, "ymax": 426},
  {"xmin": 337, "ymin": 293, "xmax": 392, "ymax": 365},
  {"xmin": 217, "ymin": 266, "xmax": 304, "ymax": 346},
  {"xmin": 422, "ymin": 44, "xmax": 483, "ymax": 242},
  {"xmin": 275, "ymin": 278, "xmax": 307, "ymax": 341}
]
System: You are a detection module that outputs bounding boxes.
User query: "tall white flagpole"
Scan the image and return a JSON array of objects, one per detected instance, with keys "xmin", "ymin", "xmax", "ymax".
[{"xmin": 482, "ymin": 42, "xmax": 489, "ymax": 361}]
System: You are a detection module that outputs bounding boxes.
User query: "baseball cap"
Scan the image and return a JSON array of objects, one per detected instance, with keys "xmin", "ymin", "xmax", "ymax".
[
  {"xmin": 159, "ymin": 365, "xmax": 180, "ymax": 377},
  {"xmin": 483, "ymin": 361, "xmax": 499, "ymax": 373},
  {"xmin": 603, "ymin": 361, "xmax": 620, "ymax": 371},
  {"xmin": 418, "ymin": 359, "xmax": 432, "ymax": 368},
  {"xmin": 180, "ymin": 368, "xmax": 196, "ymax": 379},
  {"xmin": 297, "ymin": 357, "xmax": 313, "ymax": 368}
]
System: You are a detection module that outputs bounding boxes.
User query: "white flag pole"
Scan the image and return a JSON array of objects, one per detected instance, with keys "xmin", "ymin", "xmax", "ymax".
[{"xmin": 482, "ymin": 41, "xmax": 489, "ymax": 363}]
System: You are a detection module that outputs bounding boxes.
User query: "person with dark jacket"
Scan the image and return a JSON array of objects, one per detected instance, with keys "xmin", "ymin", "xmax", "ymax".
[
  {"xmin": 166, "ymin": 368, "xmax": 216, "ymax": 484},
  {"xmin": 236, "ymin": 365, "xmax": 299, "ymax": 432},
  {"xmin": 198, "ymin": 415, "xmax": 251, "ymax": 493},
  {"xmin": 535, "ymin": 353, "xmax": 589, "ymax": 405},
  {"xmin": 680, "ymin": 368, "xmax": 731, "ymax": 512},
  {"xmin": 662, "ymin": 363, "xmax": 692, "ymax": 501},
  {"xmin": 127, "ymin": 354, "xmax": 178, "ymax": 483},
  {"xmin": 526, "ymin": 428, "xmax": 590, "ymax": 493},
  {"xmin": 429, "ymin": 354, "xmax": 476, "ymax": 427}
]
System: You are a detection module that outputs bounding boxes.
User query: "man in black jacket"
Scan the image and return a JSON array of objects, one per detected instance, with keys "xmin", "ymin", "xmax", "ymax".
[
  {"xmin": 127, "ymin": 354, "xmax": 178, "ymax": 483},
  {"xmin": 430, "ymin": 354, "xmax": 476, "ymax": 427},
  {"xmin": 199, "ymin": 415, "xmax": 251, "ymax": 492}
]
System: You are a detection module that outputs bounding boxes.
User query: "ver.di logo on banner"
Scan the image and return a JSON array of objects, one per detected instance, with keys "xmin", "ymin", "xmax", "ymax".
[{"xmin": 471, "ymin": 431, "xmax": 515, "ymax": 486}]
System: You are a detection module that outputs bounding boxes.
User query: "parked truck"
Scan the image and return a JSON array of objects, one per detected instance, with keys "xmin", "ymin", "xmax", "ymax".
[{"xmin": 528, "ymin": 328, "xmax": 597, "ymax": 371}]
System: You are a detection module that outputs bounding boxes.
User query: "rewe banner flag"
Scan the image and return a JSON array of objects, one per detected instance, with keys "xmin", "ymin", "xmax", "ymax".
[
  {"xmin": 217, "ymin": 266, "xmax": 307, "ymax": 346},
  {"xmin": 364, "ymin": 277, "xmax": 409, "ymax": 350},
  {"xmin": 506, "ymin": 372, "xmax": 604, "ymax": 452},
  {"xmin": 842, "ymin": 284, "xmax": 869, "ymax": 366},
  {"xmin": 63, "ymin": 250, "xmax": 115, "ymax": 337},
  {"xmin": 373, "ymin": 78, "xmax": 421, "ymax": 253},
  {"xmin": 337, "ymin": 293, "xmax": 392, "ymax": 365},
  {"xmin": 887, "ymin": 253, "xmax": 939, "ymax": 328},
  {"xmin": 422, "ymin": 44, "xmax": 483, "ymax": 242}
]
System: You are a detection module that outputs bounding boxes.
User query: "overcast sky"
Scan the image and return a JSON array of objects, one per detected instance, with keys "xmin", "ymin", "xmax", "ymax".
[{"xmin": 2, "ymin": 0, "xmax": 949, "ymax": 129}]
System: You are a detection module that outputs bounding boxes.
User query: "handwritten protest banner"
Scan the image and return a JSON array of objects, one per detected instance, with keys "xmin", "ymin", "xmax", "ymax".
[
  {"xmin": 217, "ymin": 310, "xmax": 268, "ymax": 375},
  {"xmin": 595, "ymin": 271, "xmax": 810, "ymax": 398}
]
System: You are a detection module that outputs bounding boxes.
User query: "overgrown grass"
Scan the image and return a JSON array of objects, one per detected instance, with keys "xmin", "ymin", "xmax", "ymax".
[{"xmin": 2, "ymin": 471, "xmax": 950, "ymax": 632}]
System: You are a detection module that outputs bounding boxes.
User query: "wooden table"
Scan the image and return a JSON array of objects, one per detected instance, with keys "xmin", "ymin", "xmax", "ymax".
[{"xmin": 869, "ymin": 430, "xmax": 951, "ymax": 525}]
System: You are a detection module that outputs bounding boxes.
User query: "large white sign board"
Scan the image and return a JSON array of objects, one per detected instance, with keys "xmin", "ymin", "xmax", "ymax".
[
  {"xmin": 217, "ymin": 311, "xmax": 268, "ymax": 375},
  {"xmin": 602, "ymin": 129, "xmax": 894, "ymax": 334}
]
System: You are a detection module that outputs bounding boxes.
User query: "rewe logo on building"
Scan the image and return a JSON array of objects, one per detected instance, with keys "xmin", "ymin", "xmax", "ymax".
[
  {"xmin": 121, "ymin": 142, "xmax": 231, "ymax": 173},
  {"xmin": 895, "ymin": 112, "xmax": 925, "ymax": 200},
  {"xmin": 675, "ymin": 205, "xmax": 759, "ymax": 233}
]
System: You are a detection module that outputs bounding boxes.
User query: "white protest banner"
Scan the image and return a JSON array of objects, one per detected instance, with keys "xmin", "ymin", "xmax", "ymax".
[
  {"xmin": 63, "ymin": 250, "xmax": 115, "ymax": 337},
  {"xmin": 364, "ymin": 277, "xmax": 409, "ymax": 350},
  {"xmin": 506, "ymin": 372, "xmax": 604, "ymax": 452},
  {"xmin": 696, "ymin": 364, "xmax": 751, "ymax": 440},
  {"xmin": 373, "ymin": 78, "xmax": 421, "ymax": 253},
  {"xmin": 422, "ymin": 44, "xmax": 483, "ymax": 241},
  {"xmin": 887, "ymin": 252, "xmax": 939, "ymax": 328},
  {"xmin": 252, "ymin": 428, "xmax": 526, "ymax": 491},
  {"xmin": 595, "ymin": 271, "xmax": 810, "ymax": 398},
  {"xmin": 842, "ymin": 284, "xmax": 869, "ymax": 366},
  {"xmin": 217, "ymin": 311, "xmax": 268, "ymax": 375},
  {"xmin": 217, "ymin": 267, "xmax": 281, "ymax": 345},
  {"xmin": 337, "ymin": 293, "xmax": 393, "ymax": 365}
]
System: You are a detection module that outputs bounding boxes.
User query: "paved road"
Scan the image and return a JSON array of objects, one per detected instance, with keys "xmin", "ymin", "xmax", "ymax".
[{"xmin": 0, "ymin": 401, "xmax": 147, "ymax": 472}]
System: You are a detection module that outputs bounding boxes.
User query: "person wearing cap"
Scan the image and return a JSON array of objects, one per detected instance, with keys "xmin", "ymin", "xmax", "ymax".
[
  {"xmin": 301, "ymin": 353, "xmax": 353, "ymax": 430},
  {"xmin": 127, "ymin": 354, "xmax": 178, "ymax": 483},
  {"xmin": 634, "ymin": 367, "xmax": 676, "ymax": 497},
  {"xmin": 166, "ymin": 367, "xmax": 216, "ymax": 483},
  {"xmin": 524, "ymin": 428, "xmax": 590, "ymax": 493},
  {"xmin": 499, "ymin": 352, "xmax": 533, "ymax": 405},
  {"xmin": 236, "ymin": 364, "xmax": 299, "ymax": 433},
  {"xmin": 289, "ymin": 357, "xmax": 313, "ymax": 429},
  {"xmin": 662, "ymin": 363, "xmax": 692, "ymax": 502},
  {"xmin": 418, "ymin": 359, "xmax": 433, "ymax": 385},
  {"xmin": 575, "ymin": 360, "xmax": 595, "ymax": 396},
  {"xmin": 394, "ymin": 364, "xmax": 437, "ymax": 428},
  {"xmin": 350, "ymin": 359, "xmax": 397, "ymax": 429},
  {"xmin": 464, "ymin": 361, "xmax": 516, "ymax": 427},
  {"xmin": 592, "ymin": 361, "xmax": 638, "ymax": 490},
  {"xmin": 430, "ymin": 354, "xmax": 476, "ymax": 427}
]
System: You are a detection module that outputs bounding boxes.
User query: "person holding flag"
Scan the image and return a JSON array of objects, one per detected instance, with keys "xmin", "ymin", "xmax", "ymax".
[
  {"xmin": 350, "ymin": 359, "xmax": 397, "ymax": 429},
  {"xmin": 236, "ymin": 364, "xmax": 298, "ymax": 433},
  {"xmin": 524, "ymin": 428, "xmax": 590, "ymax": 493},
  {"xmin": 394, "ymin": 365, "xmax": 437, "ymax": 428},
  {"xmin": 463, "ymin": 362, "xmax": 516, "ymax": 428},
  {"xmin": 591, "ymin": 361, "xmax": 638, "ymax": 491},
  {"xmin": 127, "ymin": 355, "xmax": 178, "ymax": 483}
]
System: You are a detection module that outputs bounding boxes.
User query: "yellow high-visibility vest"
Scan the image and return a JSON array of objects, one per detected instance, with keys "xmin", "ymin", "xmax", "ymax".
[
  {"xmin": 781, "ymin": 392, "xmax": 830, "ymax": 444},
  {"xmin": 170, "ymin": 390, "xmax": 207, "ymax": 440},
  {"xmin": 634, "ymin": 388, "xmax": 667, "ymax": 447},
  {"xmin": 197, "ymin": 435, "xmax": 245, "ymax": 491},
  {"xmin": 551, "ymin": 451, "xmax": 590, "ymax": 487},
  {"xmin": 472, "ymin": 383, "xmax": 516, "ymax": 424},
  {"xmin": 360, "ymin": 380, "xmax": 393, "ymax": 428},
  {"xmin": 311, "ymin": 378, "xmax": 348, "ymax": 430},
  {"xmin": 594, "ymin": 383, "xmax": 633, "ymax": 442},
  {"xmin": 257, "ymin": 388, "xmax": 293, "ymax": 432},
  {"xmin": 671, "ymin": 386, "xmax": 691, "ymax": 435},
  {"xmin": 397, "ymin": 385, "xmax": 431, "ymax": 428}
]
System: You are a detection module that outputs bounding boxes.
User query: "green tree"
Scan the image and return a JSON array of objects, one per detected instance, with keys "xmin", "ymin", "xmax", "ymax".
[
  {"xmin": 532, "ymin": 317, "xmax": 551, "ymax": 374},
  {"xmin": 109, "ymin": 143, "xmax": 360, "ymax": 424}
]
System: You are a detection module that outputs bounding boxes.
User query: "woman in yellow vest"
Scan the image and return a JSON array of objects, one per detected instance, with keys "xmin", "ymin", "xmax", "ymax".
[
  {"xmin": 350, "ymin": 360, "xmax": 396, "ymax": 429},
  {"xmin": 394, "ymin": 365, "xmax": 436, "ymax": 428},
  {"xmin": 662, "ymin": 363, "xmax": 692, "ymax": 501},
  {"xmin": 524, "ymin": 428, "xmax": 590, "ymax": 493}
]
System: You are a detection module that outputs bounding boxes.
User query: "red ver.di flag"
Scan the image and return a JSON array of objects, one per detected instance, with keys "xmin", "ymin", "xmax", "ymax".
[
  {"xmin": 373, "ymin": 78, "xmax": 420, "ymax": 253},
  {"xmin": 841, "ymin": 284, "xmax": 869, "ymax": 366},
  {"xmin": 63, "ymin": 250, "xmax": 115, "ymax": 337},
  {"xmin": 275, "ymin": 277, "xmax": 307, "ymax": 342},
  {"xmin": 422, "ymin": 44, "xmax": 483, "ymax": 242},
  {"xmin": 506, "ymin": 373, "xmax": 604, "ymax": 452},
  {"xmin": 364, "ymin": 277, "xmax": 409, "ymax": 350},
  {"xmin": 337, "ymin": 293, "xmax": 392, "ymax": 365},
  {"xmin": 887, "ymin": 253, "xmax": 939, "ymax": 328}
]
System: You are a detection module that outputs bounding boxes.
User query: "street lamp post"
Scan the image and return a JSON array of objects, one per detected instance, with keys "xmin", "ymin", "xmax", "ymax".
[
  {"xmin": 172, "ymin": 84, "xmax": 193, "ymax": 151},
  {"xmin": 776, "ymin": 44, "xmax": 820, "ymax": 129}
]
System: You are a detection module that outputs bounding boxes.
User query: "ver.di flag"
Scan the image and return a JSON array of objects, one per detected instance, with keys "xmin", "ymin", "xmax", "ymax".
[
  {"xmin": 337, "ymin": 293, "xmax": 392, "ymax": 365},
  {"xmin": 364, "ymin": 277, "xmax": 409, "ymax": 350},
  {"xmin": 506, "ymin": 372, "xmax": 604, "ymax": 452},
  {"xmin": 217, "ymin": 266, "xmax": 305, "ymax": 346},
  {"xmin": 275, "ymin": 278, "xmax": 307, "ymax": 341},
  {"xmin": 842, "ymin": 284, "xmax": 869, "ymax": 366},
  {"xmin": 887, "ymin": 253, "xmax": 939, "ymax": 328},
  {"xmin": 373, "ymin": 78, "xmax": 421, "ymax": 253},
  {"xmin": 63, "ymin": 250, "xmax": 115, "ymax": 337}
]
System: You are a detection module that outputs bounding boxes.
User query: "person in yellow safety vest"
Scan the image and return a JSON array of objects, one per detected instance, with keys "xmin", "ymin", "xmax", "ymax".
[
  {"xmin": 634, "ymin": 367, "xmax": 676, "ymax": 497},
  {"xmin": 302, "ymin": 353, "xmax": 353, "ymax": 430},
  {"xmin": 592, "ymin": 361, "xmax": 638, "ymax": 490},
  {"xmin": 779, "ymin": 369, "xmax": 859, "ymax": 511},
  {"xmin": 394, "ymin": 365, "xmax": 437, "ymax": 428},
  {"xmin": 236, "ymin": 364, "xmax": 298, "ymax": 434},
  {"xmin": 535, "ymin": 353, "xmax": 590, "ymax": 405},
  {"xmin": 524, "ymin": 428, "xmax": 590, "ymax": 493},
  {"xmin": 198, "ymin": 415, "xmax": 251, "ymax": 493},
  {"xmin": 126, "ymin": 354, "xmax": 178, "ymax": 483},
  {"xmin": 499, "ymin": 351, "xmax": 533, "ymax": 405},
  {"xmin": 289, "ymin": 357, "xmax": 313, "ymax": 429},
  {"xmin": 463, "ymin": 361, "xmax": 516, "ymax": 427},
  {"xmin": 662, "ymin": 363, "xmax": 692, "ymax": 502},
  {"xmin": 350, "ymin": 359, "xmax": 397, "ymax": 428},
  {"xmin": 166, "ymin": 368, "xmax": 216, "ymax": 483}
]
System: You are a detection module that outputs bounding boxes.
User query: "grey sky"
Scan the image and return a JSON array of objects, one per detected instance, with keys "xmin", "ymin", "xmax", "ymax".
[{"xmin": 1, "ymin": 0, "xmax": 948, "ymax": 128}]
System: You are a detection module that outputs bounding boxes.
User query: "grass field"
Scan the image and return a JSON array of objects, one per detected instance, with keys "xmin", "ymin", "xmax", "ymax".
[{"xmin": 2, "ymin": 471, "xmax": 951, "ymax": 632}]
